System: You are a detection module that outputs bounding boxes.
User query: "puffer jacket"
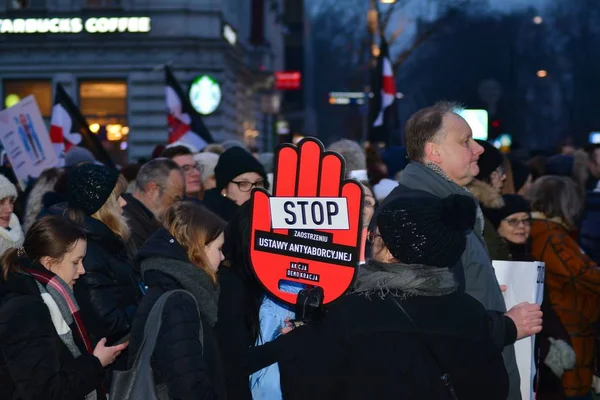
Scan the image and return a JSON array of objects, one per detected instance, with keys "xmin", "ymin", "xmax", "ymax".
[
  {"xmin": 128, "ymin": 228, "xmax": 226, "ymax": 400},
  {"xmin": 73, "ymin": 213, "xmax": 142, "ymax": 345}
]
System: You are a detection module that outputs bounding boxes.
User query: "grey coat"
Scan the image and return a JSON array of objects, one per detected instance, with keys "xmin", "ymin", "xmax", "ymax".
[{"xmin": 386, "ymin": 162, "xmax": 522, "ymax": 400}]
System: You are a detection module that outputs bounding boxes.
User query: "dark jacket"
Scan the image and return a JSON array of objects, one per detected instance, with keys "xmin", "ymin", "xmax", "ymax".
[
  {"xmin": 74, "ymin": 214, "xmax": 142, "ymax": 346},
  {"xmin": 579, "ymin": 190, "xmax": 600, "ymax": 264},
  {"xmin": 122, "ymin": 193, "xmax": 160, "ymax": 260},
  {"xmin": 282, "ymin": 292, "xmax": 509, "ymax": 400},
  {"xmin": 0, "ymin": 272, "xmax": 106, "ymax": 400},
  {"xmin": 128, "ymin": 228, "xmax": 226, "ymax": 400},
  {"xmin": 203, "ymin": 189, "xmax": 239, "ymax": 222},
  {"xmin": 394, "ymin": 163, "xmax": 521, "ymax": 400},
  {"xmin": 215, "ymin": 267, "xmax": 256, "ymax": 400}
]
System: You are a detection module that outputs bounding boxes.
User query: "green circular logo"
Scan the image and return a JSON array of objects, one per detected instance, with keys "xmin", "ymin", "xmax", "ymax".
[{"xmin": 189, "ymin": 75, "xmax": 221, "ymax": 115}]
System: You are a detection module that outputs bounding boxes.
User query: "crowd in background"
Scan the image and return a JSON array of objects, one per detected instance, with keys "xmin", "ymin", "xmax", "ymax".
[{"xmin": 0, "ymin": 102, "xmax": 598, "ymax": 399}]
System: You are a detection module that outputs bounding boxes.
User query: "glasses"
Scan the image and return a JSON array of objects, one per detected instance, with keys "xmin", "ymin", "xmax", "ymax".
[
  {"xmin": 180, "ymin": 163, "xmax": 204, "ymax": 175},
  {"xmin": 231, "ymin": 180, "xmax": 266, "ymax": 192},
  {"xmin": 366, "ymin": 231, "xmax": 382, "ymax": 244},
  {"xmin": 504, "ymin": 217, "xmax": 531, "ymax": 228},
  {"xmin": 158, "ymin": 186, "xmax": 183, "ymax": 202}
]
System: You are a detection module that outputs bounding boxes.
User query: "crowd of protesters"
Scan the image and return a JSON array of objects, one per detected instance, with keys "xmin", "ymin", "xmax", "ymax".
[{"xmin": 0, "ymin": 101, "xmax": 599, "ymax": 399}]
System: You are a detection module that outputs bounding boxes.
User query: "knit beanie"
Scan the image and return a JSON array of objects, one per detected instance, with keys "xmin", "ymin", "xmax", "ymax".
[
  {"xmin": 482, "ymin": 194, "xmax": 531, "ymax": 230},
  {"xmin": 65, "ymin": 146, "xmax": 97, "ymax": 167},
  {"xmin": 376, "ymin": 190, "xmax": 476, "ymax": 268},
  {"xmin": 194, "ymin": 152, "xmax": 219, "ymax": 182},
  {"xmin": 475, "ymin": 140, "xmax": 504, "ymax": 180},
  {"xmin": 509, "ymin": 158, "xmax": 531, "ymax": 193},
  {"xmin": 0, "ymin": 174, "xmax": 18, "ymax": 200},
  {"xmin": 215, "ymin": 147, "xmax": 268, "ymax": 192},
  {"xmin": 67, "ymin": 164, "xmax": 119, "ymax": 215}
]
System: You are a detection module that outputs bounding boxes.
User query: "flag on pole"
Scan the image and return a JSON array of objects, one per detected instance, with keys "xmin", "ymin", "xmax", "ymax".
[
  {"xmin": 368, "ymin": 38, "xmax": 399, "ymax": 145},
  {"xmin": 165, "ymin": 65, "xmax": 213, "ymax": 150},
  {"xmin": 49, "ymin": 84, "xmax": 115, "ymax": 169}
]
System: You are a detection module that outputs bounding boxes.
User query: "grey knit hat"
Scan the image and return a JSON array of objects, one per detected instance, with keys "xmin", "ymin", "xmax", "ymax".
[{"xmin": 0, "ymin": 174, "xmax": 17, "ymax": 201}]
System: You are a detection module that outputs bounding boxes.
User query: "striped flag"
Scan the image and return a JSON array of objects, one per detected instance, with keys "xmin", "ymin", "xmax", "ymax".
[
  {"xmin": 165, "ymin": 66, "xmax": 213, "ymax": 150},
  {"xmin": 368, "ymin": 38, "xmax": 399, "ymax": 145},
  {"xmin": 49, "ymin": 84, "xmax": 115, "ymax": 169}
]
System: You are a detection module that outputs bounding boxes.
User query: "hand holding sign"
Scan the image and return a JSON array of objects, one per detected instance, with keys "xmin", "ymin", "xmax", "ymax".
[{"xmin": 250, "ymin": 138, "xmax": 363, "ymax": 305}]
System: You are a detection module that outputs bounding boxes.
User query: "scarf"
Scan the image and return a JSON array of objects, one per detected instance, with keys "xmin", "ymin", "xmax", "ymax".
[
  {"xmin": 0, "ymin": 214, "xmax": 24, "ymax": 257},
  {"xmin": 22, "ymin": 266, "xmax": 98, "ymax": 400},
  {"xmin": 141, "ymin": 257, "xmax": 220, "ymax": 327},
  {"xmin": 424, "ymin": 163, "xmax": 485, "ymax": 235},
  {"xmin": 354, "ymin": 260, "xmax": 458, "ymax": 298},
  {"xmin": 531, "ymin": 211, "xmax": 571, "ymax": 230}
]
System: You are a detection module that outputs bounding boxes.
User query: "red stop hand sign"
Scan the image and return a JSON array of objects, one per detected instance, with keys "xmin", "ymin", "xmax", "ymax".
[{"xmin": 250, "ymin": 138, "xmax": 363, "ymax": 306}]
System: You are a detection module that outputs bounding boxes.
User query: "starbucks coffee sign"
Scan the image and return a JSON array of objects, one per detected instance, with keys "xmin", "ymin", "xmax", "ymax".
[{"xmin": 0, "ymin": 17, "xmax": 151, "ymax": 34}]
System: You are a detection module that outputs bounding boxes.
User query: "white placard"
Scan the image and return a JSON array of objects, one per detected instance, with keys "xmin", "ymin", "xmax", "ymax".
[
  {"xmin": 0, "ymin": 95, "xmax": 59, "ymax": 190},
  {"xmin": 493, "ymin": 260, "xmax": 545, "ymax": 400},
  {"xmin": 269, "ymin": 197, "xmax": 349, "ymax": 230}
]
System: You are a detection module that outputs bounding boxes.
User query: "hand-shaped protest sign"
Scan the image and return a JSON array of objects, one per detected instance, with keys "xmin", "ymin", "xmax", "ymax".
[{"xmin": 250, "ymin": 138, "xmax": 363, "ymax": 306}]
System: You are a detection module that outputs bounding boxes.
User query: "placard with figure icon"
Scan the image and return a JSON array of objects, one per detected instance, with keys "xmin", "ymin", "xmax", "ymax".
[{"xmin": 0, "ymin": 95, "xmax": 58, "ymax": 190}]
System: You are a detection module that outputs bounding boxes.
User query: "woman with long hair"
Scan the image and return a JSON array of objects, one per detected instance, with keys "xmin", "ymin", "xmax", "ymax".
[
  {"xmin": 129, "ymin": 201, "xmax": 227, "ymax": 399},
  {"xmin": 529, "ymin": 176, "xmax": 600, "ymax": 399},
  {"xmin": 66, "ymin": 164, "xmax": 142, "ymax": 352},
  {"xmin": 0, "ymin": 216, "xmax": 127, "ymax": 399}
]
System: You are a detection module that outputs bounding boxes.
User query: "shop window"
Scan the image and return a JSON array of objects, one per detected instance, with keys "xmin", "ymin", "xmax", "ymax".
[
  {"xmin": 3, "ymin": 80, "xmax": 52, "ymax": 118},
  {"xmin": 84, "ymin": 0, "xmax": 121, "ymax": 7},
  {"xmin": 79, "ymin": 80, "xmax": 128, "ymax": 165}
]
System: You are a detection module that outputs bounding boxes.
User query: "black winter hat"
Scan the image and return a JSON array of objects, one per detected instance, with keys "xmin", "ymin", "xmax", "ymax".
[
  {"xmin": 509, "ymin": 158, "xmax": 531, "ymax": 193},
  {"xmin": 67, "ymin": 164, "xmax": 119, "ymax": 215},
  {"xmin": 482, "ymin": 194, "xmax": 531, "ymax": 230},
  {"xmin": 215, "ymin": 147, "xmax": 268, "ymax": 192},
  {"xmin": 376, "ymin": 189, "xmax": 476, "ymax": 268},
  {"xmin": 475, "ymin": 140, "xmax": 504, "ymax": 180}
]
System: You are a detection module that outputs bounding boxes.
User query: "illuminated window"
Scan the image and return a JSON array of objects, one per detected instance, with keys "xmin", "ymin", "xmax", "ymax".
[
  {"xmin": 84, "ymin": 0, "xmax": 121, "ymax": 7},
  {"xmin": 3, "ymin": 80, "xmax": 52, "ymax": 117},
  {"xmin": 79, "ymin": 80, "xmax": 128, "ymax": 164}
]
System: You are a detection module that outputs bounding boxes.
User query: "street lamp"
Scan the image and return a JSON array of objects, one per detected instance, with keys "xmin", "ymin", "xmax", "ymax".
[
  {"xmin": 537, "ymin": 70, "xmax": 548, "ymax": 78},
  {"xmin": 533, "ymin": 16, "xmax": 543, "ymax": 24},
  {"xmin": 380, "ymin": 0, "xmax": 396, "ymax": 3}
]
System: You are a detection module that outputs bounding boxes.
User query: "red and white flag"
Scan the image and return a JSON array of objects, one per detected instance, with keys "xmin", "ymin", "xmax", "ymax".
[
  {"xmin": 49, "ymin": 84, "xmax": 115, "ymax": 168},
  {"xmin": 369, "ymin": 38, "xmax": 399, "ymax": 144},
  {"xmin": 165, "ymin": 66, "xmax": 213, "ymax": 150}
]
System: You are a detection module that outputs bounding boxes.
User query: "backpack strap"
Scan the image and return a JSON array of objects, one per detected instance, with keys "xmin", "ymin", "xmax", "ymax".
[{"xmin": 131, "ymin": 289, "xmax": 204, "ymax": 371}]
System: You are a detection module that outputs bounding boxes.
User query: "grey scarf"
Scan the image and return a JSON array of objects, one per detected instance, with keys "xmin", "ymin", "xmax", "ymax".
[
  {"xmin": 424, "ymin": 163, "xmax": 485, "ymax": 235},
  {"xmin": 141, "ymin": 257, "xmax": 220, "ymax": 327},
  {"xmin": 354, "ymin": 260, "xmax": 458, "ymax": 298},
  {"xmin": 32, "ymin": 279, "xmax": 97, "ymax": 400}
]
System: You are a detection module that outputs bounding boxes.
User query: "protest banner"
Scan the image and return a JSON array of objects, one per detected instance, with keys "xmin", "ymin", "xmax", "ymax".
[
  {"xmin": 249, "ymin": 137, "xmax": 363, "ymax": 306},
  {"xmin": 0, "ymin": 95, "xmax": 58, "ymax": 190},
  {"xmin": 494, "ymin": 260, "xmax": 545, "ymax": 400}
]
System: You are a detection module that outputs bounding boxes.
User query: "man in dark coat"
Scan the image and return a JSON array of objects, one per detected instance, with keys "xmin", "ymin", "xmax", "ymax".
[
  {"xmin": 381, "ymin": 101, "xmax": 544, "ymax": 400},
  {"xmin": 123, "ymin": 158, "xmax": 184, "ymax": 259}
]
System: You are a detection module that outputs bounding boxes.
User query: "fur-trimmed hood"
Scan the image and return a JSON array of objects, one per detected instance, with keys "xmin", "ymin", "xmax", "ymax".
[{"xmin": 467, "ymin": 179, "xmax": 504, "ymax": 209}]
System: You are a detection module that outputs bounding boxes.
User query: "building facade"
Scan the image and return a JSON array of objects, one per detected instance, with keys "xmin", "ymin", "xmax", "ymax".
[{"xmin": 0, "ymin": 0, "xmax": 285, "ymax": 163}]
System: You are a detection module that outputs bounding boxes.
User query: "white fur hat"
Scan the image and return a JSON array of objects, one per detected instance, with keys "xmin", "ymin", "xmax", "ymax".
[{"xmin": 0, "ymin": 174, "xmax": 17, "ymax": 201}]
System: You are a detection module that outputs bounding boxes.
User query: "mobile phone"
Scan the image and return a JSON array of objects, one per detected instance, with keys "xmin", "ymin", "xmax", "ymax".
[{"xmin": 109, "ymin": 333, "xmax": 130, "ymax": 347}]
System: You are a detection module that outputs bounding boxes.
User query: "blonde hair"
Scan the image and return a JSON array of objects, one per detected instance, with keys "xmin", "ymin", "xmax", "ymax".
[
  {"xmin": 91, "ymin": 174, "xmax": 130, "ymax": 241},
  {"xmin": 162, "ymin": 202, "xmax": 226, "ymax": 284}
]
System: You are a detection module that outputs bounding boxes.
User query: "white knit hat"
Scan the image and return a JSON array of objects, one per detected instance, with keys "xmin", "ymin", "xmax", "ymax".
[
  {"xmin": 0, "ymin": 174, "xmax": 17, "ymax": 201},
  {"xmin": 194, "ymin": 152, "xmax": 219, "ymax": 181}
]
